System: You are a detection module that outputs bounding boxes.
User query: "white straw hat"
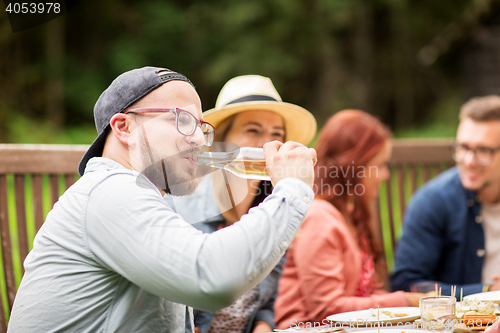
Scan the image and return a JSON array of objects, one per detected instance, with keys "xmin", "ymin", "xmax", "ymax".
[{"xmin": 203, "ymin": 75, "xmax": 317, "ymax": 145}]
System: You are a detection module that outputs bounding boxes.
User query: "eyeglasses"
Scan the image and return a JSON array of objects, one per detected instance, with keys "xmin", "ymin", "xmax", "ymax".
[
  {"xmin": 450, "ymin": 142, "xmax": 500, "ymax": 166},
  {"xmin": 124, "ymin": 108, "xmax": 215, "ymax": 147}
]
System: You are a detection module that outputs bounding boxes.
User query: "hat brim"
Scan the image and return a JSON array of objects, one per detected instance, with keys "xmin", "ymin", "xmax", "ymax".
[
  {"xmin": 78, "ymin": 128, "xmax": 108, "ymax": 176},
  {"xmin": 203, "ymin": 101, "xmax": 317, "ymax": 146}
]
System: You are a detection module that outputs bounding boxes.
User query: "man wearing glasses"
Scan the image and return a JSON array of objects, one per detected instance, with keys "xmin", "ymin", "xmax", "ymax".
[
  {"xmin": 7, "ymin": 67, "xmax": 317, "ymax": 333},
  {"xmin": 392, "ymin": 95, "xmax": 500, "ymax": 298}
]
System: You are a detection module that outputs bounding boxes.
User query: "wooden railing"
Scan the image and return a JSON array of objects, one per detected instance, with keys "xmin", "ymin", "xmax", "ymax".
[{"xmin": 0, "ymin": 139, "xmax": 455, "ymax": 331}]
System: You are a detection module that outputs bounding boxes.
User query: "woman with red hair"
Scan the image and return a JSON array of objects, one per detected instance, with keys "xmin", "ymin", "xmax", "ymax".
[{"xmin": 275, "ymin": 110, "xmax": 424, "ymax": 329}]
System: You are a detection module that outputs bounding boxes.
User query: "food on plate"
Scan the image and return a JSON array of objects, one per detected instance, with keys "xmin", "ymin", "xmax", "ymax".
[
  {"xmin": 456, "ymin": 298, "xmax": 500, "ymax": 318},
  {"xmin": 463, "ymin": 314, "xmax": 497, "ymax": 325},
  {"xmin": 456, "ymin": 298, "xmax": 500, "ymax": 329},
  {"xmin": 367, "ymin": 309, "xmax": 409, "ymax": 319}
]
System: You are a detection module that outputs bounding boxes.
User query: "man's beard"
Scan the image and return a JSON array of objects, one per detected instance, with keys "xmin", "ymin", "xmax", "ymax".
[{"xmin": 139, "ymin": 145, "xmax": 200, "ymax": 196}]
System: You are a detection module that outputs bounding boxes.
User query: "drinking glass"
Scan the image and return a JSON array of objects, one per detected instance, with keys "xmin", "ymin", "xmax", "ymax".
[
  {"xmin": 195, "ymin": 147, "xmax": 269, "ymax": 180},
  {"xmin": 420, "ymin": 296, "xmax": 456, "ymax": 332}
]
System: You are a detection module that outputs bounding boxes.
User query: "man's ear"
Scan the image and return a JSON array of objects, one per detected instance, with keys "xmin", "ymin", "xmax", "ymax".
[{"xmin": 109, "ymin": 113, "xmax": 134, "ymax": 145}]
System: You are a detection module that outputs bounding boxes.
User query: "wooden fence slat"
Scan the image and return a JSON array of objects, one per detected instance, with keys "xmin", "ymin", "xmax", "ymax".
[
  {"xmin": 373, "ymin": 197, "xmax": 390, "ymax": 289},
  {"xmin": 32, "ymin": 175, "xmax": 44, "ymax": 232},
  {"xmin": 0, "ymin": 288, "xmax": 6, "ymax": 333},
  {"xmin": 14, "ymin": 175, "xmax": 29, "ymax": 272},
  {"xmin": 397, "ymin": 165, "xmax": 406, "ymax": 221},
  {"xmin": 385, "ymin": 176, "xmax": 397, "ymax": 252},
  {"xmin": 49, "ymin": 175, "xmax": 59, "ymax": 208},
  {"xmin": 375, "ymin": 197, "xmax": 386, "ymax": 260},
  {"xmin": 410, "ymin": 164, "xmax": 417, "ymax": 194},
  {"xmin": 423, "ymin": 165, "xmax": 431, "ymax": 183},
  {"xmin": 435, "ymin": 163, "xmax": 442, "ymax": 175},
  {"xmin": 375, "ymin": 196, "xmax": 383, "ymax": 242},
  {"xmin": 0, "ymin": 179, "xmax": 9, "ymax": 333},
  {"xmin": 0, "ymin": 176, "xmax": 16, "ymax": 310},
  {"xmin": 64, "ymin": 174, "xmax": 76, "ymax": 190}
]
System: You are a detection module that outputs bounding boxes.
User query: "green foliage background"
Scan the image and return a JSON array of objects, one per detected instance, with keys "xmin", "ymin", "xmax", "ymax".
[{"xmin": 1, "ymin": 0, "xmax": 498, "ymax": 144}]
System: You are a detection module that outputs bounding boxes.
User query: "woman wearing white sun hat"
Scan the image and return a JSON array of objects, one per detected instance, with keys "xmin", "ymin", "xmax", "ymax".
[
  {"xmin": 166, "ymin": 74, "xmax": 317, "ymax": 333},
  {"xmin": 203, "ymin": 74, "xmax": 316, "ymax": 146}
]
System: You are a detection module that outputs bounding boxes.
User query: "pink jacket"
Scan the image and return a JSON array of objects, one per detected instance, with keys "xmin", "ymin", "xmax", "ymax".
[{"xmin": 275, "ymin": 199, "xmax": 408, "ymax": 329}]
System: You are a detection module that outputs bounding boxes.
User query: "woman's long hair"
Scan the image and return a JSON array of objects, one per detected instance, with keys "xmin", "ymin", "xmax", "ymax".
[{"xmin": 314, "ymin": 110, "xmax": 391, "ymax": 266}]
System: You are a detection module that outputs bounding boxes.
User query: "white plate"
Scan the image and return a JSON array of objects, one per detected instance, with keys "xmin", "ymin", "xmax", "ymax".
[
  {"xmin": 464, "ymin": 290, "xmax": 500, "ymax": 304},
  {"xmin": 274, "ymin": 326, "xmax": 344, "ymax": 332},
  {"xmin": 342, "ymin": 330, "xmax": 433, "ymax": 333},
  {"xmin": 325, "ymin": 307, "xmax": 421, "ymax": 326},
  {"xmin": 275, "ymin": 328, "xmax": 427, "ymax": 333}
]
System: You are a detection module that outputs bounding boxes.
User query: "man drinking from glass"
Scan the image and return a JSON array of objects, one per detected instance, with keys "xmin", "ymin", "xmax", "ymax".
[{"xmin": 7, "ymin": 67, "xmax": 317, "ymax": 333}]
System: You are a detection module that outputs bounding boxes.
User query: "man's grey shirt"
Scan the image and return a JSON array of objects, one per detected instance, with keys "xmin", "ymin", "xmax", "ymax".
[{"xmin": 7, "ymin": 157, "xmax": 313, "ymax": 333}]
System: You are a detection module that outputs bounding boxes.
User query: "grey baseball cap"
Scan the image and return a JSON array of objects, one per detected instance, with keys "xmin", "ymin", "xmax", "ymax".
[{"xmin": 78, "ymin": 66, "xmax": 194, "ymax": 176}]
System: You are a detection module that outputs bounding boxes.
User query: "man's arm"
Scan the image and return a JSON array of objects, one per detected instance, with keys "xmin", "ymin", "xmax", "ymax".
[{"xmin": 86, "ymin": 173, "xmax": 313, "ymax": 312}]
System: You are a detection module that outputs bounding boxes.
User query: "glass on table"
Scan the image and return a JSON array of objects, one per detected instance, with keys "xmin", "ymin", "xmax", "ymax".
[{"xmin": 420, "ymin": 296, "xmax": 456, "ymax": 332}]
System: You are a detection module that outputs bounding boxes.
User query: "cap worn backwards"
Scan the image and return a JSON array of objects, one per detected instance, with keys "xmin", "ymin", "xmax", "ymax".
[{"xmin": 78, "ymin": 66, "xmax": 194, "ymax": 176}]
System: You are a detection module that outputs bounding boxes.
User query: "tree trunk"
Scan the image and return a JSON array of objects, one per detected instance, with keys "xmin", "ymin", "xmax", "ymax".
[
  {"xmin": 462, "ymin": 23, "xmax": 500, "ymax": 99},
  {"xmin": 45, "ymin": 17, "xmax": 65, "ymax": 129},
  {"xmin": 391, "ymin": 0, "xmax": 414, "ymax": 130},
  {"xmin": 352, "ymin": 0, "xmax": 374, "ymax": 113}
]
